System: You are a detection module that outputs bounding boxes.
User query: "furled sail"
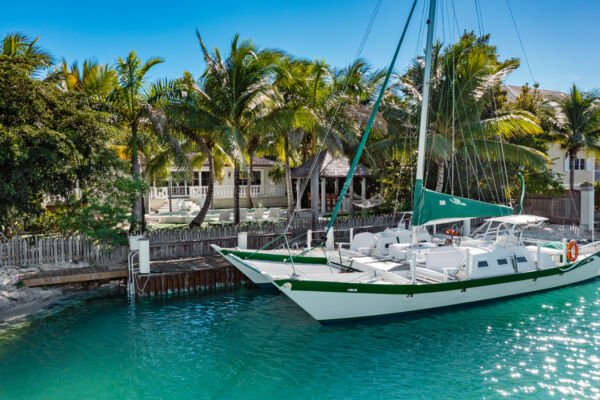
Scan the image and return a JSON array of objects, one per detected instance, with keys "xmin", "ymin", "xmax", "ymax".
[{"xmin": 412, "ymin": 180, "xmax": 513, "ymax": 226}]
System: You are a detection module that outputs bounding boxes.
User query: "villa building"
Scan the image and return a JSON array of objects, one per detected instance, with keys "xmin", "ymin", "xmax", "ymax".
[
  {"xmin": 504, "ymin": 85, "xmax": 595, "ymax": 189},
  {"xmin": 148, "ymin": 157, "xmax": 287, "ymax": 212}
]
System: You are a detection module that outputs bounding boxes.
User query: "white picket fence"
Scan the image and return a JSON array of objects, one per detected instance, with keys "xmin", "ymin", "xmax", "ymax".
[
  {"xmin": 1, "ymin": 214, "xmax": 403, "ymax": 267},
  {"xmin": 0, "ymin": 235, "xmax": 127, "ymax": 267}
]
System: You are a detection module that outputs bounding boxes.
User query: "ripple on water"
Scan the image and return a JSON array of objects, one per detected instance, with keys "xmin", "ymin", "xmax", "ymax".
[{"xmin": 1, "ymin": 282, "xmax": 599, "ymax": 399}]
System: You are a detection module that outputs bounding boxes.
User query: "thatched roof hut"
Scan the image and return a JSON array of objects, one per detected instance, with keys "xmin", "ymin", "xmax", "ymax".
[{"xmin": 291, "ymin": 151, "xmax": 371, "ymax": 179}]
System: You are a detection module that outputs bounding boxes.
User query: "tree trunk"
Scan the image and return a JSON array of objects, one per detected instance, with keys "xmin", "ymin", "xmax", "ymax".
[
  {"xmin": 234, "ymin": 161, "xmax": 240, "ymax": 225},
  {"xmin": 190, "ymin": 147, "xmax": 214, "ymax": 228},
  {"xmin": 284, "ymin": 133, "xmax": 294, "ymax": 217},
  {"xmin": 130, "ymin": 123, "xmax": 143, "ymax": 233},
  {"xmin": 168, "ymin": 174, "xmax": 173, "ymax": 213},
  {"xmin": 246, "ymin": 153, "xmax": 255, "ymax": 209},
  {"xmin": 435, "ymin": 160, "xmax": 445, "ymax": 193},
  {"xmin": 349, "ymin": 177, "xmax": 354, "ymax": 217},
  {"xmin": 310, "ymin": 159, "xmax": 320, "ymax": 229},
  {"xmin": 569, "ymin": 151, "xmax": 576, "ymax": 192}
]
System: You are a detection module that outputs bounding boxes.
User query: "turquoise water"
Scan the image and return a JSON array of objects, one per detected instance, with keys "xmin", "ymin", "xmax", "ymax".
[{"xmin": 1, "ymin": 282, "xmax": 600, "ymax": 399}]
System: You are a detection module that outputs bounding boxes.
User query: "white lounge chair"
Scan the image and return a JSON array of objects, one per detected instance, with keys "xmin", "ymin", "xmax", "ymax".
[
  {"xmin": 266, "ymin": 208, "xmax": 281, "ymax": 221},
  {"xmin": 251, "ymin": 208, "xmax": 266, "ymax": 222}
]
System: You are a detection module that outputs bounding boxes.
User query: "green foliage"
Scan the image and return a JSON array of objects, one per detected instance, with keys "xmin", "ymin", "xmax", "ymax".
[
  {"xmin": 27, "ymin": 210, "xmax": 61, "ymax": 234},
  {"xmin": 0, "ymin": 55, "xmax": 119, "ymax": 234},
  {"xmin": 58, "ymin": 175, "xmax": 147, "ymax": 246},
  {"xmin": 267, "ymin": 164, "xmax": 286, "ymax": 183}
]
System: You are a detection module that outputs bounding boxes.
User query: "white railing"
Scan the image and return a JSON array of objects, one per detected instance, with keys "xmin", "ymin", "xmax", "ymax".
[{"xmin": 150, "ymin": 185, "xmax": 286, "ymax": 200}]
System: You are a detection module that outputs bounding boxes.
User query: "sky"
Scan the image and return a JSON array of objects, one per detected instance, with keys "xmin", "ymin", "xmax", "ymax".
[{"xmin": 1, "ymin": 0, "xmax": 598, "ymax": 93}]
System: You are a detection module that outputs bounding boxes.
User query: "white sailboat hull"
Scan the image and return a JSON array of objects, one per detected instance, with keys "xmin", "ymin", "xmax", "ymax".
[{"xmin": 275, "ymin": 254, "xmax": 600, "ymax": 322}]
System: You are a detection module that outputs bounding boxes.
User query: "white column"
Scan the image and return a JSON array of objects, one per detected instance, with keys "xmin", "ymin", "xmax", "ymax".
[
  {"xmin": 463, "ymin": 219, "xmax": 471, "ymax": 236},
  {"xmin": 580, "ymin": 182, "xmax": 594, "ymax": 231},
  {"xmin": 238, "ymin": 232, "xmax": 248, "ymax": 249},
  {"xmin": 334, "ymin": 178, "xmax": 339, "ymax": 196},
  {"xmin": 320, "ymin": 178, "xmax": 326, "ymax": 215},
  {"xmin": 326, "ymin": 228, "xmax": 334, "ymax": 251},
  {"xmin": 296, "ymin": 179, "xmax": 301, "ymax": 210},
  {"xmin": 361, "ymin": 177, "xmax": 366, "ymax": 202}
]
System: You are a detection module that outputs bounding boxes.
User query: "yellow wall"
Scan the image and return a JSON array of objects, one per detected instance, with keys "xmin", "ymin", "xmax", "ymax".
[{"xmin": 547, "ymin": 144, "xmax": 594, "ymax": 188}]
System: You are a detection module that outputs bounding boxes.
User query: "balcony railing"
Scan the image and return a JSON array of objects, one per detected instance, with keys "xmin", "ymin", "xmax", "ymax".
[{"xmin": 150, "ymin": 184, "xmax": 286, "ymax": 200}]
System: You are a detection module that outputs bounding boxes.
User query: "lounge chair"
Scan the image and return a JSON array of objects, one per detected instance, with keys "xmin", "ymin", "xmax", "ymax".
[
  {"xmin": 250, "ymin": 208, "xmax": 266, "ymax": 222},
  {"xmin": 266, "ymin": 208, "xmax": 281, "ymax": 221},
  {"xmin": 212, "ymin": 209, "xmax": 232, "ymax": 225}
]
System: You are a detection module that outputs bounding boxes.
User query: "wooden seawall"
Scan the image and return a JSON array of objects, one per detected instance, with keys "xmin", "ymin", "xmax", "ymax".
[
  {"xmin": 132, "ymin": 256, "xmax": 254, "ymax": 297},
  {"xmin": 22, "ymin": 255, "xmax": 255, "ymax": 298}
]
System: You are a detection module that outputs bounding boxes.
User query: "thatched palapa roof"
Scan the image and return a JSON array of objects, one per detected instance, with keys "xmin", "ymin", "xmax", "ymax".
[{"xmin": 291, "ymin": 151, "xmax": 371, "ymax": 179}]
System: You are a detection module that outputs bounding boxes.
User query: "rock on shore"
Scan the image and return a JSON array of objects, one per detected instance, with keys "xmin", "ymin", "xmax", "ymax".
[{"xmin": 0, "ymin": 266, "xmax": 63, "ymax": 322}]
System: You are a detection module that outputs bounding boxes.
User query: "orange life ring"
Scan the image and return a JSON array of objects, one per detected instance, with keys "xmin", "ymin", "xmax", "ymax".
[
  {"xmin": 445, "ymin": 229, "xmax": 459, "ymax": 236},
  {"xmin": 567, "ymin": 240, "xmax": 578, "ymax": 262}
]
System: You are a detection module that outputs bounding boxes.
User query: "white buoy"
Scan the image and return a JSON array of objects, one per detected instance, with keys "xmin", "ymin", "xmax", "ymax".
[
  {"xmin": 349, "ymin": 228, "xmax": 354, "ymax": 244},
  {"xmin": 536, "ymin": 243, "xmax": 541, "ymax": 270},
  {"xmin": 326, "ymin": 228, "xmax": 334, "ymax": 251},
  {"xmin": 307, "ymin": 230, "xmax": 312, "ymax": 248},
  {"xmin": 138, "ymin": 238, "xmax": 150, "ymax": 274},
  {"xmin": 238, "ymin": 232, "xmax": 248, "ymax": 250}
]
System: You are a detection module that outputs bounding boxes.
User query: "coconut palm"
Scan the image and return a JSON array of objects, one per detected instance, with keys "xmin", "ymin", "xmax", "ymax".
[
  {"xmin": 196, "ymin": 32, "xmax": 278, "ymax": 225},
  {"xmin": 256, "ymin": 56, "xmax": 322, "ymax": 216},
  {"xmin": 47, "ymin": 58, "xmax": 116, "ymax": 96},
  {"xmin": 109, "ymin": 51, "xmax": 164, "ymax": 232},
  {"xmin": 553, "ymin": 84, "xmax": 600, "ymax": 191},
  {"xmin": 388, "ymin": 33, "xmax": 546, "ymax": 197},
  {"xmin": 1, "ymin": 31, "xmax": 52, "ymax": 68},
  {"xmin": 164, "ymin": 71, "xmax": 226, "ymax": 227}
]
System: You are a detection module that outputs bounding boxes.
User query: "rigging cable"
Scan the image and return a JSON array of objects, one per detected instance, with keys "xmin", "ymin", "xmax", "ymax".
[
  {"xmin": 249, "ymin": 0, "xmax": 387, "ymax": 254},
  {"xmin": 505, "ymin": 0, "xmax": 535, "ymax": 83}
]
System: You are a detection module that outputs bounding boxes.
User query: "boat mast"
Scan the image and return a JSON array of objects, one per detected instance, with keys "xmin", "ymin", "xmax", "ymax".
[{"xmin": 412, "ymin": 0, "xmax": 437, "ymax": 245}]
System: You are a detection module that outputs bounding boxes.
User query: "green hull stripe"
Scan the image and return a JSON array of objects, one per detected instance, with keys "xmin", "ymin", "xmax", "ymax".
[
  {"xmin": 274, "ymin": 252, "xmax": 600, "ymax": 294},
  {"xmin": 220, "ymin": 249, "xmax": 328, "ymax": 264}
]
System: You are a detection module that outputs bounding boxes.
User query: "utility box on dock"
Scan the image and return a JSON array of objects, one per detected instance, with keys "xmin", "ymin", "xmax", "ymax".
[
  {"xmin": 138, "ymin": 238, "xmax": 150, "ymax": 274},
  {"xmin": 128, "ymin": 235, "xmax": 145, "ymax": 251}
]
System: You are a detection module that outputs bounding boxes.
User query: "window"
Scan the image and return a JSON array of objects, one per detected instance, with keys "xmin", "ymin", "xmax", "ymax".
[
  {"xmin": 201, "ymin": 171, "xmax": 210, "ymax": 186},
  {"xmin": 574, "ymin": 158, "xmax": 585, "ymax": 170},
  {"xmin": 239, "ymin": 171, "xmax": 261, "ymax": 186},
  {"xmin": 193, "ymin": 171, "xmax": 200, "ymax": 186},
  {"xmin": 497, "ymin": 258, "xmax": 508, "ymax": 265},
  {"xmin": 566, "ymin": 158, "xmax": 586, "ymax": 171},
  {"xmin": 516, "ymin": 256, "xmax": 528, "ymax": 263},
  {"xmin": 477, "ymin": 260, "xmax": 489, "ymax": 268}
]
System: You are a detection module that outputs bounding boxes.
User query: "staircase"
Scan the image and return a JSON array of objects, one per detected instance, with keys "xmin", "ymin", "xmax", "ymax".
[{"xmin": 157, "ymin": 199, "xmax": 201, "ymax": 213}]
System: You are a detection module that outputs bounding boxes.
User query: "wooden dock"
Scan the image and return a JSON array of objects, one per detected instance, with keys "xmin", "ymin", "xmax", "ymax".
[{"xmin": 21, "ymin": 255, "xmax": 254, "ymax": 297}]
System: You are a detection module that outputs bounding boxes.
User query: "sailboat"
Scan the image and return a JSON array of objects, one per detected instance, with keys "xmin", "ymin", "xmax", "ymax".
[{"xmin": 213, "ymin": 0, "xmax": 600, "ymax": 321}]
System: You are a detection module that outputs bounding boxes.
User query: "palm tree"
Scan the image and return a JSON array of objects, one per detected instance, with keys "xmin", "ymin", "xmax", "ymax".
[
  {"xmin": 109, "ymin": 51, "xmax": 164, "ymax": 232},
  {"xmin": 257, "ymin": 56, "xmax": 322, "ymax": 216},
  {"xmin": 392, "ymin": 33, "xmax": 547, "ymax": 197},
  {"xmin": 196, "ymin": 32, "xmax": 277, "ymax": 225},
  {"xmin": 47, "ymin": 58, "xmax": 116, "ymax": 96},
  {"xmin": 553, "ymin": 84, "xmax": 600, "ymax": 191},
  {"xmin": 164, "ymin": 71, "xmax": 225, "ymax": 227},
  {"xmin": 1, "ymin": 31, "xmax": 52, "ymax": 68}
]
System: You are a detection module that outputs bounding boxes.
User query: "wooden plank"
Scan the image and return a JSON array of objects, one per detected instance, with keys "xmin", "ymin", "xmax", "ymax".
[{"xmin": 23, "ymin": 269, "xmax": 128, "ymax": 287}]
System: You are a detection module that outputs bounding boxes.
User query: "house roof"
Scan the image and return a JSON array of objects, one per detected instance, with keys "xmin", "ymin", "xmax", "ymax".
[
  {"xmin": 291, "ymin": 151, "xmax": 371, "ymax": 178},
  {"xmin": 503, "ymin": 84, "xmax": 567, "ymax": 103}
]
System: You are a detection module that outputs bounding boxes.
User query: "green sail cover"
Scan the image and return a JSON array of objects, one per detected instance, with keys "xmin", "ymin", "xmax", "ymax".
[{"xmin": 412, "ymin": 180, "xmax": 513, "ymax": 226}]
